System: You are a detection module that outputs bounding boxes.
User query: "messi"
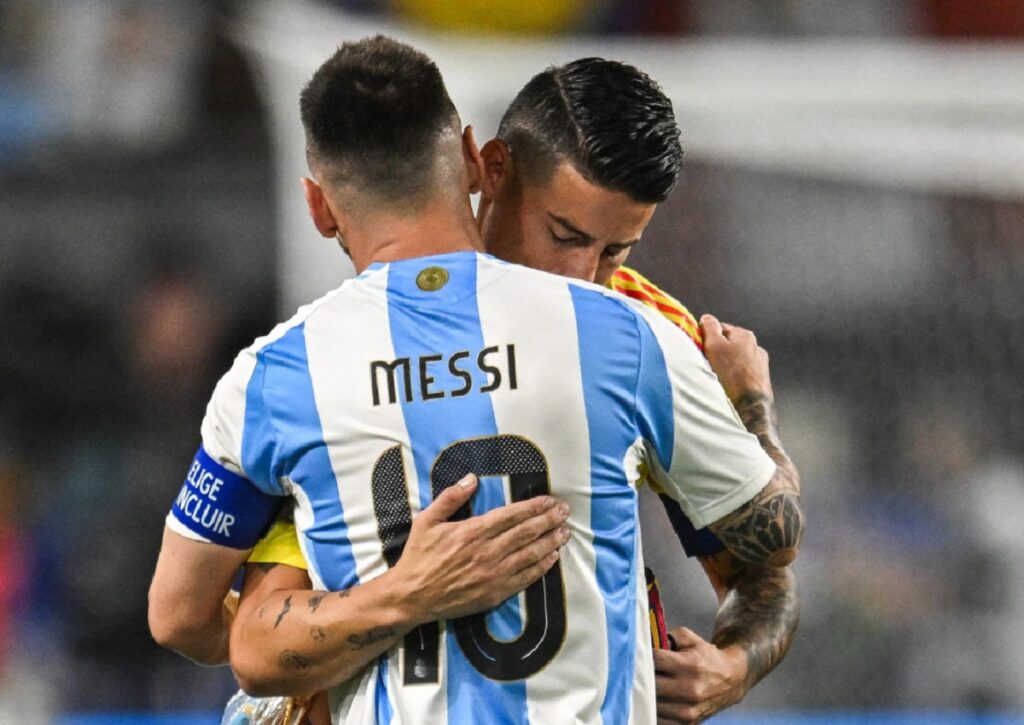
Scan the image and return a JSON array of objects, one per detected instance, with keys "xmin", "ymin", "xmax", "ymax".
[{"xmin": 370, "ymin": 344, "xmax": 518, "ymax": 406}]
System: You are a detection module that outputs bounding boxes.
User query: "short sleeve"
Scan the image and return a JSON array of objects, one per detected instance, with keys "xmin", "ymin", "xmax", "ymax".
[
  {"xmin": 164, "ymin": 346, "xmax": 286, "ymax": 549},
  {"xmin": 632, "ymin": 306, "xmax": 776, "ymax": 529}
]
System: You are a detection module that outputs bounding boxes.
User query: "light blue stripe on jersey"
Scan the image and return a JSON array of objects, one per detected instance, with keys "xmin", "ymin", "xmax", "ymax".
[
  {"xmin": 250, "ymin": 324, "xmax": 359, "ymax": 591},
  {"xmin": 569, "ymin": 285, "xmax": 649, "ymax": 724},
  {"xmin": 634, "ymin": 316, "xmax": 675, "ymax": 471},
  {"xmin": 384, "ymin": 252, "xmax": 528, "ymax": 725},
  {"xmin": 375, "ymin": 657, "xmax": 393, "ymax": 725}
]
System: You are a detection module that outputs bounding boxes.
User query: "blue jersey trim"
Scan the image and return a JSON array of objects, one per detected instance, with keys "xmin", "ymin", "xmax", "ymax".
[
  {"xmin": 569, "ymin": 285, "xmax": 643, "ymax": 724},
  {"xmin": 170, "ymin": 446, "xmax": 282, "ymax": 549},
  {"xmin": 384, "ymin": 254, "xmax": 528, "ymax": 725},
  {"xmin": 255, "ymin": 324, "xmax": 360, "ymax": 591},
  {"xmin": 375, "ymin": 657, "xmax": 394, "ymax": 725}
]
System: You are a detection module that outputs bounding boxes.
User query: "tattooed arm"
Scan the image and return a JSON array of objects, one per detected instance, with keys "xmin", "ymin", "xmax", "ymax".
[
  {"xmin": 229, "ymin": 474, "xmax": 570, "ymax": 696},
  {"xmin": 653, "ymin": 314, "xmax": 802, "ymax": 724},
  {"xmin": 700, "ymin": 314, "xmax": 803, "ymax": 567},
  {"xmin": 700, "ymin": 313, "xmax": 802, "ymax": 681}
]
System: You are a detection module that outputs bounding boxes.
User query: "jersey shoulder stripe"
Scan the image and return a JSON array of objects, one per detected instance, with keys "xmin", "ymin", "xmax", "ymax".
[{"xmin": 609, "ymin": 267, "xmax": 704, "ymax": 352}]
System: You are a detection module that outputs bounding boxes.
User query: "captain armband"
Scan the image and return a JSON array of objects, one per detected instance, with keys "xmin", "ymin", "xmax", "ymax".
[{"xmin": 169, "ymin": 446, "xmax": 282, "ymax": 549}]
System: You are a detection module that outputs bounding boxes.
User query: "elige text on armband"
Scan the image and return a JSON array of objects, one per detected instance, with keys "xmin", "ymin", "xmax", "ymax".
[{"xmin": 174, "ymin": 459, "xmax": 236, "ymax": 538}]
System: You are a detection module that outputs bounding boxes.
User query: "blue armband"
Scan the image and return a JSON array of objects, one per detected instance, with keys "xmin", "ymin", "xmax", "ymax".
[{"xmin": 170, "ymin": 446, "xmax": 283, "ymax": 549}]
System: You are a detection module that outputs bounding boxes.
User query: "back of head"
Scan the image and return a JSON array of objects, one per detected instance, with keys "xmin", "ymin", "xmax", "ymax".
[
  {"xmin": 300, "ymin": 35, "xmax": 461, "ymax": 209},
  {"xmin": 497, "ymin": 58, "xmax": 682, "ymax": 203}
]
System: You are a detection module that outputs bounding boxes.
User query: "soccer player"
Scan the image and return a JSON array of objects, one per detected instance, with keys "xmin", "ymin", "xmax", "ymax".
[
  {"xmin": 235, "ymin": 58, "xmax": 800, "ymax": 724},
  {"xmin": 157, "ymin": 35, "xmax": 802, "ymax": 724},
  {"xmin": 476, "ymin": 59, "xmax": 801, "ymax": 724}
]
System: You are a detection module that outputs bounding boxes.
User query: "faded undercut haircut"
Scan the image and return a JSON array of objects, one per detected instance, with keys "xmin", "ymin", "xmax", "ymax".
[
  {"xmin": 497, "ymin": 58, "xmax": 683, "ymax": 204},
  {"xmin": 300, "ymin": 35, "xmax": 460, "ymax": 205}
]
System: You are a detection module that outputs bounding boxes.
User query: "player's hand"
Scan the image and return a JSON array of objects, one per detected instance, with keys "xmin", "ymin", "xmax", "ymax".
[
  {"xmin": 700, "ymin": 314, "xmax": 772, "ymax": 406},
  {"xmin": 654, "ymin": 626, "xmax": 749, "ymax": 725},
  {"xmin": 394, "ymin": 474, "xmax": 571, "ymax": 624}
]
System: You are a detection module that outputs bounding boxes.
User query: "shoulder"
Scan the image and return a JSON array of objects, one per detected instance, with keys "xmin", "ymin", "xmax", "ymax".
[{"xmin": 609, "ymin": 267, "xmax": 704, "ymax": 351}]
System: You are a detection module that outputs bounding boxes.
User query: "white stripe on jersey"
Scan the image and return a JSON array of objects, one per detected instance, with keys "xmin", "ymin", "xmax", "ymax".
[
  {"xmin": 475, "ymin": 257, "xmax": 611, "ymax": 724},
  {"xmin": 301, "ymin": 265, "xmax": 449, "ymax": 724}
]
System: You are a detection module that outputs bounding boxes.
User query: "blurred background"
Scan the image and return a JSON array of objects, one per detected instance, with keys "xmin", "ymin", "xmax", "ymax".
[{"xmin": 1, "ymin": 0, "xmax": 1023, "ymax": 723}]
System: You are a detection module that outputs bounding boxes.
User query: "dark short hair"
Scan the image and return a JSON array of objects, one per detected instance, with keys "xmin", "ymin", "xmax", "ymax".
[
  {"xmin": 300, "ymin": 35, "xmax": 459, "ymax": 203},
  {"xmin": 497, "ymin": 58, "xmax": 682, "ymax": 203}
]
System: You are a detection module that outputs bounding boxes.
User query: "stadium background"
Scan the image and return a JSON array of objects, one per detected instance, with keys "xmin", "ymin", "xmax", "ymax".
[{"xmin": 1, "ymin": 0, "xmax": 1023, "ymax": 722}]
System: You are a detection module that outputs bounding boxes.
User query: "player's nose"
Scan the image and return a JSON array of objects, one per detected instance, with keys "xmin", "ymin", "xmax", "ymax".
[{"xmin": 574, "ymin": 251, "xmax": 602, "ymax": 283}]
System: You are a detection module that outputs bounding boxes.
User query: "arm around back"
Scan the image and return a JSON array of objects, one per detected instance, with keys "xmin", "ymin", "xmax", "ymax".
[{"xmin": 148, "ymin": 526, "xmax": 252, "ymax": 665}]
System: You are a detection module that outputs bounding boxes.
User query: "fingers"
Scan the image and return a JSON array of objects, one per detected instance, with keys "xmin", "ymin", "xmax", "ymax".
[
  {"xmin": 490, "ymin": 499, "xmax": 570, "ymax": 552},
  {"xmin": 419, "ymin": 474, "xmax": 478, "ymax": 524},
  {"xmin": 653, "ymin": 645, "xmax": 706, "ymax": 678},
  {"xmin": 500, "ymin": 524, "xmax": 570, "ymax": 576},
  {"xmin": 502, "ymin": 548, "xmax": 562, "ymax": 597},
  {"xmin": 668, "ymin": 626, "xmax": 703, "ymax": 650},
  {"xmin": 654, "ymin": 647, "xmax": 690, "ymax": 676},
  {"xmin": 699, "ymin": 314, "xmax": 723, "ymax": 341},
  {"xmin": 476, "ymin": 495, "xmax": 568, "ymax": 538},
  {"xmin": 701, "ymin": 313, "xmax": 760, "ymax": 346},
  {"xmin": 656, "ymin": 696, "xmax": 706, "ymax": 725}
]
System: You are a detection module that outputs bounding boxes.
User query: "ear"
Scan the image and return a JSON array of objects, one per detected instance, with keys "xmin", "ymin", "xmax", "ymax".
[
  {"xmin": 460, "ymin": 126, "xmax": 487, "ymax": 195},
  {"xmin": 479, "ymin": 138, "xmax": 512, "ymax": 202},
  {"xmin": 301, "ymin": 177, "xmax": 339, "ymax": 239}
]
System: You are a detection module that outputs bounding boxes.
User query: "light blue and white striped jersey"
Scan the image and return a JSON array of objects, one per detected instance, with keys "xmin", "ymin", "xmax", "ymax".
[{"xmin": 169, "ymin": 251, "xmax": 774, "ymax": 725}]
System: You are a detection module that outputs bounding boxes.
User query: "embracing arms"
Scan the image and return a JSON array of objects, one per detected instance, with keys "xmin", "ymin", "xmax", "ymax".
[
  {"xmin": 228, "ymin": 475, "xmax": 570, "ymax": 696},
  {"xmin": 654, "ymin": 314, "xmax": 802, "ymax": 725}
]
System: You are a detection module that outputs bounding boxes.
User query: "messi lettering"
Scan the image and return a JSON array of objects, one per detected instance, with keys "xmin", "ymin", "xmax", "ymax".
[{"xmin": 370, "ymin": 344, "xmax": 518, "ymax": 406}]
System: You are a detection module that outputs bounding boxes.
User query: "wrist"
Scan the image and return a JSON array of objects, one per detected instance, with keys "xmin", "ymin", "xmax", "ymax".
[
  {"xmin": 375, "ymin": 566, "xmax": 432, "ymax": 632},
  {"xmin": 719, "ymin": 643, "xmax": 752, "ymax": 695}
]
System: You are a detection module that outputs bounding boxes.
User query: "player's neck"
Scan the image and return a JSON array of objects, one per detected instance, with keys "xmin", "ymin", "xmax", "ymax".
[{"xmin": 347, "ymin": 198, "xmax": 483, "ymax": 273}]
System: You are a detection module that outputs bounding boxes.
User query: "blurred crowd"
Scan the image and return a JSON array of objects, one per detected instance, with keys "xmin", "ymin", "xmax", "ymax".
[{"xmin": 1, "ymin": 0, "xmax": 1023, "ymax": 721}]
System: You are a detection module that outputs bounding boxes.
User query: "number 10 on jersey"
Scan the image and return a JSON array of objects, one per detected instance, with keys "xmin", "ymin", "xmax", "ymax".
[{"xmin": 370, "ymin": 434, "xmax": 567, "ymax": 683}]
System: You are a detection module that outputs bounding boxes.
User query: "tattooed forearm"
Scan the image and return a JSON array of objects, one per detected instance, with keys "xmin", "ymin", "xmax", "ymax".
[
  {"xmin": 279, "ymin": 649, "xmax": 311, "ymax": 676},
  {"xmin": 711, "ymin": 393, "xmax": 803, "ymax": 566},
  {"xmin": 713, "ymin": 565, "xmax": 799, "ymax": 690},
  {"xmin": 735, "ymin": 392, "xmax": 787, "ymax": 462},
  {"xmin": 273, "ymin": 596, "xmax": 293, "ymax": 629},
  {"xmin": 348, "ymin": 627, "xmax": 395, "ymax": 650}
]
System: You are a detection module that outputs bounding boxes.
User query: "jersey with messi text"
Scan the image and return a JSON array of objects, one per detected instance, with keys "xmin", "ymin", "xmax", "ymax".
[{"xmin": 168, "ymin": 252, "xmax": 774, "ymax": 725}]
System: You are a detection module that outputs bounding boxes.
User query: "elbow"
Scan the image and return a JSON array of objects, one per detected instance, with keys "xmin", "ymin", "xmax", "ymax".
[
  {"xmin": 764, "ymin": 464, "xmax": 803, "ymax": 567},
  {"xmin": 230, "ymin": 652, "xmax": 304, "ymax": 698},
  {"xmin": 231, "ymin": 669, "xmax": 276, "ymax": 699},
  {"xmin": 764, "ymin": 545, "xmax": 799, "ymax": 568},
  {"xmin": 770, "ymin": 492, "xmax": 804, "ymax": 567},
  {"xmin": 228, "ymin": 619, "xmax": 307, "ymax": 698},
  {"xmin": 148, "ymin": 605, "xmax": 195, "ymax": 658},
  {"xmin": 711, "ymin": 484, "xmax": 805, "ymax": 568},
  {"xmin": 147, "ymin": 590, "xmax": 224, "ymax": 665}
]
